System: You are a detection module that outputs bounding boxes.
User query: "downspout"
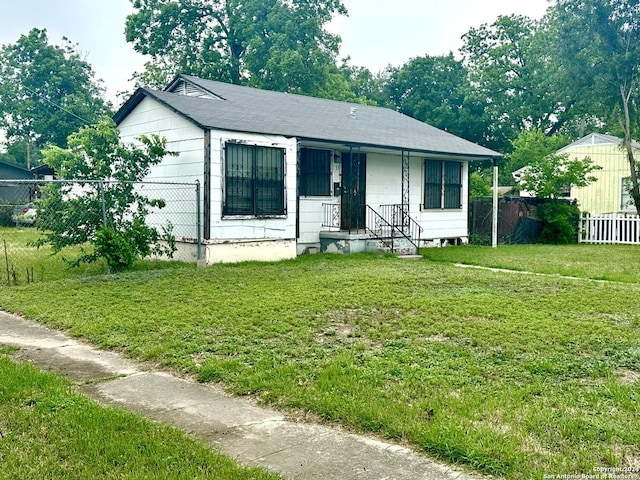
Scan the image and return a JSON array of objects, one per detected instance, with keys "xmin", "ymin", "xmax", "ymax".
[
  {"xmin": 203, "ymin": 130, "xmax": 211, "ymax": 240},
  {"xmin": 296, "ymin": 140, "xmax": 300, "ymax": 240}
]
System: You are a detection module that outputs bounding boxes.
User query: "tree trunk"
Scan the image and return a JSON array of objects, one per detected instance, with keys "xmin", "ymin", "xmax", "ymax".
[{"xmin": 620, "ymin": 84, "xmax": 640, "ymax": 215}]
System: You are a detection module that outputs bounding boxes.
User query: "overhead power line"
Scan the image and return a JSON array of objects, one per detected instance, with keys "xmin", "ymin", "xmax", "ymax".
[{"xmin": 21, "ymin": 84, "xmax": 93, "ymax": 125}]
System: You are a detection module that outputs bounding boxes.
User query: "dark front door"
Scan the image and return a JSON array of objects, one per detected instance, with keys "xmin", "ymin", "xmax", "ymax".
[{"xmin": 341, "ymin": 152, "xmax": 366, "ymax": 231}]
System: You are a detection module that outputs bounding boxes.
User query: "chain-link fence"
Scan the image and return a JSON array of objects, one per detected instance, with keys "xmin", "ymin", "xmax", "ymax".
[{"xmin": 0, "ymin": 179, "xmax": 201, "ymax": 286}]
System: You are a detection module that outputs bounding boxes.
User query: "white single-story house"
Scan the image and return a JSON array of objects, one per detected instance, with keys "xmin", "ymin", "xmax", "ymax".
[{"xmin": 114, "ymin": 75, "xmax": 501, "ymax": 264}]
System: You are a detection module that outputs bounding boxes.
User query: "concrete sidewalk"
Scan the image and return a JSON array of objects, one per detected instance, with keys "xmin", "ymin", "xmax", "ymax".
[{"xmin": 0, "ymin": 311, "xmax": 487, "ymax": 480}]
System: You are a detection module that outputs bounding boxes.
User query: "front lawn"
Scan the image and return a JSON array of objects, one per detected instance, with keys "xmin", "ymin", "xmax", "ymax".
[{"xmin": 1, "ymin": 247, "xmax": 640, "ymax": 479}]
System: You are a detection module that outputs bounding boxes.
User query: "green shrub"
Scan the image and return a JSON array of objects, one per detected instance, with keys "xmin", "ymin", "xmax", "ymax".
[
  {"xmin": 536, "ymin": 200, "xmax": 580, "ymax": 244},
  {"xmin": 0, "ymin": 205, "xmax": 13, "ymax": 227}
]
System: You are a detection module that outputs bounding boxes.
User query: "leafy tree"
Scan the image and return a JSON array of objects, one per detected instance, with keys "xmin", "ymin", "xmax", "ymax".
[
  {"xmin": 460, "ymin": 14, "xmax": 576, "ymax": 152},
  {"xmin": 125, "ymin": 0, "xmax": 348, "ymax": 98},
  {"xmin": 469, "ymin": 172, "xmax": 493, "ymax": 198},
  {"xmin": 554, "ymin": 0, "xmax": 640, "ymax": 214},
  {"xmin": 383, "ymin": 54, "xmax": 492, "ymax": 148},
  {"xmin": 0, "ymin": 28, "xmax": 110, "ymax": 166},
  {"xmin": 512, "ymin": 129, "xmax": 601, "ymax": 199},
  {"xmin": 36, "ymin": 119, "xmax": 177, "ymax": 272},
  {"xmin": 505, "ymin": 128, "xmax": 572, "ymax": 183},
  {"xmin": 337, "ymin": 62, "xmax": 387, "ymax": 105}
]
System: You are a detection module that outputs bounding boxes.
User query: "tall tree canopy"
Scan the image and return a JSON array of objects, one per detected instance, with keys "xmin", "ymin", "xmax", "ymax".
[
  {"xmin": 554, "ymin": 0, "xmax": 640, "ymax": 214},
  {"xmin": 460, "ymin": 14, "xmax": 575, "ymax": 152},
  {"xmin": 0, "ymin": 28, "xmax": 109, "ymax": 167},
  {"xmin": 383, "ymin": 54, "xmax": 491, "ymax": 148},
  {"xmin": 125, "ymin": 0, "xmax": 349, "ymax": 98}
]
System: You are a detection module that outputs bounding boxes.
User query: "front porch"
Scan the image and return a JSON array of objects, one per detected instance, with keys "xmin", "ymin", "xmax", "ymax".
[{"xmin": 319, "ymin": 203, "xmax": 422, "ymax": 255}]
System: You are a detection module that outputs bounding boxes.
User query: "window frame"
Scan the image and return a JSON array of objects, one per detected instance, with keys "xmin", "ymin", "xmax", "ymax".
[
  {"xmin": 223, "ymin": 142, "xmax": 286, "ymax": 217},
  {"xmin": 299, "ymin": 148, "xmax": 332, "ymax": 197},
  {"xmin": 423, "ymin": 159, "xmax": 463, "ymax": 210},
  {"xmin": 621, "ymin": 176, "xmax": 635, "ymax": 212}
]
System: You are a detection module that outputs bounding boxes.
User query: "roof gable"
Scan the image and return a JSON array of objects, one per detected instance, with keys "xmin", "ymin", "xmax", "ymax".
[
  {"xmin": 559, "ymin": 133, "xmax": 640, "ymax": 152},
  {"xmin": 115, "ymin": 75, "xmax": 501, "ymax": 159}
]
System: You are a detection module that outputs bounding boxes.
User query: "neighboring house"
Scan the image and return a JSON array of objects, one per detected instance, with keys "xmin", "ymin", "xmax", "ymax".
[
  {"xmin": 31, "ymin": 164, "xmax": 56, "ymax": 181},
  {"xmin": 560, "ymin": 133, "xmax": 640, "ymax": 215},
  {"xmin": 0, "ymin": 160, "xmax": 33, "ymax": 203},
  {"xmin": 511, "ymin": 166, "xmax": 535, "ymax": 198},
  {"xmin": 512, "ymin": 165, "xmax": 571, "ymax": 199},
  {"xmin": 114, "ymin": 75, "xmax": 501, "ymax": 264}
]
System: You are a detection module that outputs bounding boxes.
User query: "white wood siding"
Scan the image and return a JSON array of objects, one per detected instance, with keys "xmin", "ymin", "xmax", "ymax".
[
  {"xmin": 117, "ymin": 97, "xmax": 205, "ymax": 242},
  {"xmin": 118, "ymin": 97, "xmax": 205, "ymax": 184}
]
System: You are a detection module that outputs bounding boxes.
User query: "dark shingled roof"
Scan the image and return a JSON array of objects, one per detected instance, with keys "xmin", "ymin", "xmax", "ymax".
[{"xmin": 115, "ymin": 74, "xmax": 501, "ymax": 159}]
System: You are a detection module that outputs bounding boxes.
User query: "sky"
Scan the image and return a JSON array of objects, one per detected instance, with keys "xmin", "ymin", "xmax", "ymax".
[{"xmin": 0, "ymin": 0, "xmax": 552, "ymax": 107}]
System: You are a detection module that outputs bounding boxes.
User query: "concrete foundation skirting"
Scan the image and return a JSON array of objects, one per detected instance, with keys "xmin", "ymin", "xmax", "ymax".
[
  {"xmin": 319, "ymin": 231, "xmax": 417, "ymax": 255},
  {"xmin": 202, "ymin": 238, "xmax": 297, "ymax": 264}
]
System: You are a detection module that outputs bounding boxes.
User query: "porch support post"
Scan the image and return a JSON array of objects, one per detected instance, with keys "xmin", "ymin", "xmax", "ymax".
[
  {"xmin": 402, "ymin": 150, "xmax": 410, "ymax": 212},
  {"xmin": 203, "ymin": 130, "xmax": 211, "ymax": 240},
  {"xmin": 492, "ymin": 157, "xmax": 499, "ymax": 248},
  {"xmin": 402, "ymin": 150, "xmax": 410, "ymax": 231}
]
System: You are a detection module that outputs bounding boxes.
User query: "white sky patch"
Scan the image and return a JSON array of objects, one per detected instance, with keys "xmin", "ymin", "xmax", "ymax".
[{"xmin": 332, "ymin": 0, "xmax": 551, "ymax": 69}]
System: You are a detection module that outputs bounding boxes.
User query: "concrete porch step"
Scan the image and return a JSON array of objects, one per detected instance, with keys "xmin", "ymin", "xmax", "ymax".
[{"xmin": 396, "ymin": 254, "xmax": 423, "ymax": 260}]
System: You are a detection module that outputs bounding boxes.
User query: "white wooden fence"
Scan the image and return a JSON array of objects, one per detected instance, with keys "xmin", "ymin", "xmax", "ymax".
[{"xmin": 579, "ymin": 213, "xmax": 640, "ymax": 245}]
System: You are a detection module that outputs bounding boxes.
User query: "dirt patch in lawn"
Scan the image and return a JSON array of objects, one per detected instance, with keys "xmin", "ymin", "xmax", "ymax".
[{"xmin": 616, "ymin": 368, "xmax": 640, "ymax": 385}]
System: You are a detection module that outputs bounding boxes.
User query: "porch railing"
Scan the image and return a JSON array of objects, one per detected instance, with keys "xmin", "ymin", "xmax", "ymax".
[
  {"xmin": 322, "ymin": 203, "xmax": 422, "ymax": 251},
  {"xmin": 379, "ymin": 204, "xmax": 423, "ymax": 248},
  {"xmin": 322, "ymin": 203, "xmax": 341, "ymax": 230}
]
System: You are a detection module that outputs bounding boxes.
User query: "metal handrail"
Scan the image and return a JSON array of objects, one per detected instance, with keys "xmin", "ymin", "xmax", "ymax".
[
  {"xmin": 378, "ymin": 204, "xmax": 422, "ymax": 248},
  {"xmin": 322, "ymin": 203, "xmax": 422, "ymax": 251}
]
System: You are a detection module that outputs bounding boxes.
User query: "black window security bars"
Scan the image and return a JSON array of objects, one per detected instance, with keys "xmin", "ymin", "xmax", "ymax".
[
  {"xmin": 423, "ymin": 160, "xmax": 463, "ymax": 209},
  {"xmin": 224, "ymin": 143, "xmax": 285, "ymax": 216},
  {"xmin": 299, "ymin": 148, "xmax": 331, "ymax": 196}
]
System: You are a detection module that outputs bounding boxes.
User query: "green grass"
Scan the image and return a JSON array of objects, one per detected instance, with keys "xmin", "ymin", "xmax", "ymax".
[
  {"xmin": 2, "ymin": 247, "xmax": 640, "ymax": 479},
  {"xmin": 0, "ymin": 226, "xmax": 192, "ymax": 285},
  {"xmin": 0, "ymin": 348, "xmax": 281, "ymax": 479},
  {"xmin": 421, "ymin": 244, "xmax": 640, "ymax": 283}
]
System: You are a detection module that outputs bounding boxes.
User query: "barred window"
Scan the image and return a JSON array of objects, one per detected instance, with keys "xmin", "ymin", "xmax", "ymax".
[
  {"xmin": 299, "ymin": 148, "xmax": 331, "ymax": 196},
  {"xmin": 423, "ymin": 160, "xmax": 463, "ymax": 209},
  {"xmin": 224, "ymin": 143, "xmax": 285, "ymax": 216}
]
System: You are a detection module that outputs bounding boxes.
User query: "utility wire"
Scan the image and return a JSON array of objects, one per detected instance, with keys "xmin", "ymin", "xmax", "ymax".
[{"xmin": 21, "ymin": 84, "xmax": 93, "ymax": 125}]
